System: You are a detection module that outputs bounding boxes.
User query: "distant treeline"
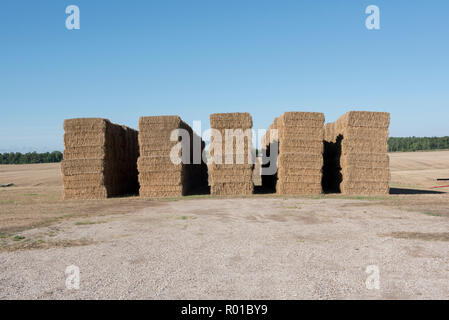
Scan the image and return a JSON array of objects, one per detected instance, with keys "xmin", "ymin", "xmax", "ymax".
[
  {"xmin": 1, "ymin": 137, "xmax": 448, "ymax": 164},
  {"xmin": 0, "ymin": 151, "xmax": 63, "ymax": 164},
  {"xmin": 388, "ymin": 137, "xmax": 449, "ymax": 152}
]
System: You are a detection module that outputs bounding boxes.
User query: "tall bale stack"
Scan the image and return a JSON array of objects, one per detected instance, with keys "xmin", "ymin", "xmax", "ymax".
[
  {"xmin": 209, "ymin": 113, "xmax": 254, "ymax": 195},
  {"xmin": 62, "ymin": 118, "xmax": 139, "ymax": 199},
  {"xmin": 137, "ymin": 116, "xmax": 208, "ymax": 198},
  {"xmin": 324, "ymin": 111, "xmax": 390, "ymax": 195},
  {"xmin": 276, "ymin": 112, "xmax": 324, "ymax": 195}
]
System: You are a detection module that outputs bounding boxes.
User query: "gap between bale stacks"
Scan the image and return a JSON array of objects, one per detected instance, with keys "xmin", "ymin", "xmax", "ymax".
[
  {"xmin": 137, "ymin": 116, "xmax": 208, "ymax": 198},
  {"xmin": 209, "ymin": 112, "xmax": 255, "ymax": 196},
  {"xmin": 61, "ymin": 118, "xmax": 139, "ymax": 200},
  {"xmin": 262, "ymin": 112, "xmax": 325, "ymax": 195},
  {"xmin": 323, "ymin": 111, "xmax": 390, "ymax": 195}
]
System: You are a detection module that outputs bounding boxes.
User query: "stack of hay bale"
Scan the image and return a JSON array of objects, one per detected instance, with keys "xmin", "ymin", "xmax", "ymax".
[
  {"xmin": 269, "ymin": 112, "xmax": 324, "ymax": 195},
  {"xmin": 324, "ymin": 111, "xmax": 390, "ymax": 195},
  {"xmin": 209, "ymin": 113, "xmax": 254, "ymax": 195},
  {"xmin": 61, "ymin": 118, "xmax": 139, "ymax": 199},
  {"xmin": 137, "ymin": 116, "xmax": 208, "ymax": 198}
]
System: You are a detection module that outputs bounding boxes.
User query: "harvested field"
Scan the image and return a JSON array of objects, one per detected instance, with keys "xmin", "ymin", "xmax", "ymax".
[
  {"xmin": 137, "ymin": 116, "xmax": 208, "ymax": 198},
  {"xmin": 389, "ymin": 150, "xmax": 449, "ymax": 190},
  {"xmin": 62, "ymin": 118, "xmax": 139, "ymax": 200},
  {"xmin": 0, "ymin": 161, "xmax": 448, "ymax": 299}
]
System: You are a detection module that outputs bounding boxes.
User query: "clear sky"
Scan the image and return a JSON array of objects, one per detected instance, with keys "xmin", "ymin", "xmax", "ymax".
[{"xmin": 1, "ymin": 0, "xmax": 448, "ymax": 152}]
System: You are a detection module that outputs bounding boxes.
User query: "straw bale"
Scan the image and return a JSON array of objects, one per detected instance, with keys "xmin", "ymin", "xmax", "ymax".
[
  {"xmin": 277, "ymin": 174, "xmax": 322, "ymax": 183},
  {"xmin": 278, "ymin": 127, "xmax": 324, "ymax": 139},
  {"xmin": 64, "ymin": 132, "xmax": 106, "ymax": 147},
  {"xmin": 210, "ymin": 182, "xmax": 253, "ymax": 195},
  {"xmin": 341, "ymin": 127, "xmax": 389, "ymax": 141},
  {"xmin": 282, "ymin": 112, "xmax": 325, "ymax": 122},
  {"xmin": 210, "ymin": 112, "xmax": 252, "ymax": 126},
  {"xmin": 209, "ymin": 175, "xmax": 253, "ymax": 183},
  {"xmin": 140, "ymin": 185, "xmax": 184, "ymax": 198},
  {"xmin": 277, "ymin": 167, "xmax": 322, "ymax": 176},
  {"xmin": 63, "ymin": 118, "xmax": 108, "ymax": 132},
  {"xmin": 279, "ymin": 146, "xmax": 323, "ymax": 154},
  {"xmin": 342, "ymin": 111, "xmax": 390, "ymax": 128},
  {"xmin": 63, "ymin": 187, "xmax": 108, "ymax": 200},
  {"xmin": 341, "ymin": 166, "xmax": 390, "ymax": 180},
  {"xmin": 341, "ymin": 141, "xmax": 388, "ymax": 154},
  {"xmin": 139, "ymin": 115, "xmax": 182, "ymax": 127},
  {"xmin": 208, "ymin": 168, "xmax": 253, "ymax": 176},
  {"xmin": 63, "ymin": 146, "xmax": 106, "ymax": 160},
  {"xmin": 277, "ymin": 184, "xmax": 322, "ymax": 195},
  {"xmin": 61, "ymin": 159, "xmax": 105, "ymax": 176},
  {"xmin": 340, "ymin": 181, "xmax": 390, "ymax": 195}
]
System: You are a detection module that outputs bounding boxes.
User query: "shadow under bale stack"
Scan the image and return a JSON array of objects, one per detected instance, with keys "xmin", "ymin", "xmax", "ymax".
[
  {"xmin": 264, "ymin": 112, "xmax": 324, "ymax": 195},
  {"xmin": 261, "ymin": 117, "xmax": 280, "ymax": 193},
  {"xmin": 209, "ymin": 112, "xmax": 254, "ymax": 196},
  {"xmin": 137, "ymin": 116, "xmax": 208, "ymax": 198},
  {"xmin": 62, "ymin": 118, "xmax": 139, "ymax": 200},
  {"xmin": 323, "ymin": 111, "xmax": 390, "ymax": 195}
]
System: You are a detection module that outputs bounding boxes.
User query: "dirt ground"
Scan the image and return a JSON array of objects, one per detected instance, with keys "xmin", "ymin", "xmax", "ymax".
[{"xmin": 0, "ymin": 152, "xmax": 448, "ymax": 299}]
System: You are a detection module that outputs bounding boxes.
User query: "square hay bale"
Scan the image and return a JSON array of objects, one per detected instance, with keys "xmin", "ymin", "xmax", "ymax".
[{"xmin": 61, "ymin": 118, "xmax": 139, "ymax": 200}]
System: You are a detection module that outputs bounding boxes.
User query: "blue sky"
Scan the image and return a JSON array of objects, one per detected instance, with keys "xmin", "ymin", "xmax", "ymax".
[{"xmin": 1, "ymin": 0, "xmax": 448, "ymax": 152}]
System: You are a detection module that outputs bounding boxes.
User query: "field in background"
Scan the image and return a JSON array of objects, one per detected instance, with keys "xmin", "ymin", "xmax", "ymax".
[
  {"xmin": 389, "ymin": 150, "xmax": 449, "ymax": 189},
  {"xmin": 0, "ymin": 150, "xmax": 448, "ymax": 234}
]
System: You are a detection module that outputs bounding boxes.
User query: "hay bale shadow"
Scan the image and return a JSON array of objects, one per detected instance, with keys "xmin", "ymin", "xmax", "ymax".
[{"xmin": 389, "ymin": 188, "xmax": 445, "ymax": 195}]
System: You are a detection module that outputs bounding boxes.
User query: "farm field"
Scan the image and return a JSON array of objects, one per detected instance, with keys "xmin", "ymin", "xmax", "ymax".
[
  {"xmin": 0, "ymin": 151, "xmax": 448, "ymax": 299},
  {"xmin": 389, "ymin": 150, "xmax": 449, "ymax": 190}
]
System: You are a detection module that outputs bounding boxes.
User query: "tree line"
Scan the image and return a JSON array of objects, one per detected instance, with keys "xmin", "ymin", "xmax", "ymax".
[
  {"xmin": 0, "ymin": 137, "xmax": 448, "ymax": 164},
  {"xmin": 388, "ymin": 136, "xmax": 449, "ymax": 152},
  {"xmin": 0, "ymin": 151, "xmax": 63, "ymax": 164}
]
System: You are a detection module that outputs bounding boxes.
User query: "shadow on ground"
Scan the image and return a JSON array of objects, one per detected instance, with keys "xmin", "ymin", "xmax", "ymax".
[{"xmin": 390, "ymin": 187, "xmax": 446, "ymax": 195}]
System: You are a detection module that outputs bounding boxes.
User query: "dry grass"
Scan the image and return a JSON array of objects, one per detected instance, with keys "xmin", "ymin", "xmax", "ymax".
[
  {"xmin": 0, "ymin": 163, "xmax": 163, "ymax": 233},
  {"xmin": 382, "ymin": 232, "xmax": 449, "ymax": 242}
]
